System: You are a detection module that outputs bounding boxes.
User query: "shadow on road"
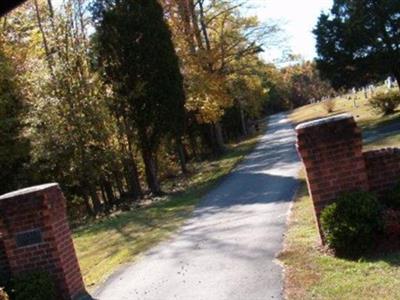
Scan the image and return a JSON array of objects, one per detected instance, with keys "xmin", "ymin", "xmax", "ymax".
[{"xmin": 93, "ymin": 113, "xmax": 302, "ymax": 300}]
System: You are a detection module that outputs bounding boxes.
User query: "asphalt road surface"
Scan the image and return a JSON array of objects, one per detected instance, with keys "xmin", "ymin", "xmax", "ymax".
[{"xmin": 94, "ymin": 113, "xmax": 301, "ymax": 300}]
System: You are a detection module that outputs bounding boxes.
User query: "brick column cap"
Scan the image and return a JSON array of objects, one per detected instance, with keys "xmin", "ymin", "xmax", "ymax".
[
  {"xmin": 0, "ymin": 183, "xmax": 59, "ymax": 201},
  {"xmin": 295, "ymin": 113, "xmax": 353, "ymax": 130}
]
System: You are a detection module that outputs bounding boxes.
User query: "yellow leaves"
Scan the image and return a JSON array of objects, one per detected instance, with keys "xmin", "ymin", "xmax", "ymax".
[
  {"xmin": 186, "ymin": 95, "xmax": 222, "ymax": 123},
  {"xmin": 164, "ymin": 0, "xmax": 276, "ymax": 123},
  {"xmin": 185, "ymin": 68, "xmax": 232, "ymax": 123}
]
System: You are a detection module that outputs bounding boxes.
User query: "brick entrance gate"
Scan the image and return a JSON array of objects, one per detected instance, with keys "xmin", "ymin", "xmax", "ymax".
[
  {"xmin": 295, "ymin": 113, "xmax": 400, "ymax": 240},
  {"xmin": 0, "ymin": 183, "xmax": 90, "ymax": 300}
]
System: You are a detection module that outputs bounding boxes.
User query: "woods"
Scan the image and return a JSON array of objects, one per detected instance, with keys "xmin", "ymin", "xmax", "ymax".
[
  {"xmin": 0, "ymin": 49, "xmax": 30, "ymax": 194},
  {"xmin": 0, "ymin": 0, "xmax": 334, "ymax": 221}
]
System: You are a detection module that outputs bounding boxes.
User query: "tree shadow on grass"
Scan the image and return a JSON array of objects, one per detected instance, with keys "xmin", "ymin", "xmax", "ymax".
[
  {"xmin": 363, "ymin": 118, "xmax": 400, "ymax": 144},
  {"xmin": 92, "ymin": 172, "xmax": 300, "ymax": 299},
  {"xmin": 362, "ymin": 251, "xmax": 400, "ymax": 266}
]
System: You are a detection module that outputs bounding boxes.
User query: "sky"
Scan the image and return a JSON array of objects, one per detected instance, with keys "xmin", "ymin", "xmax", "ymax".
[
  {"xmin": 244, "ymin": 0, "xmax": 333, "ymax": 63},
  {"xmin": 52, "ymin": 0, "xmax": 332, "ymax": 63}
]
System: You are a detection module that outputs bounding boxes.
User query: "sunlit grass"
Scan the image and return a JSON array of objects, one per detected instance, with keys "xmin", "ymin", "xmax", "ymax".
[
  {"xmin": 280, "ymin": 131, "xmax": 400, "ymax": 299},
  {"xmin": 364, "ymin": 132, "xmax": 400, "ymax": 151},
  {"xmin": 280, "ymin": 174, "xmax": 400, "ymax": 300},
  {"xmin": 73, "ymin": 127, "xmax": 264, "ymax": 290},
  {"xmin": 290, "ymin": 86, "xmax": 400, "ymax": 130},
  {"xmin": 284, "ymin": 96, "xmax": 400, "ymax": 298}
]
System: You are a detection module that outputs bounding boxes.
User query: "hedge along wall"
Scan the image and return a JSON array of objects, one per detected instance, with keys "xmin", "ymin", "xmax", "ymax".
[{"xmin": 295, "ymin": 113, "xmax": 400, "ymax": 242}]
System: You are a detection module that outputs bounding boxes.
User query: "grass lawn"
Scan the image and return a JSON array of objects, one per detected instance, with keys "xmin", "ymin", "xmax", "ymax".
[
  {"xmin": 290, "ymin": 86, "xmax": 400, "ymax": 130},
  {"xmin": 280, "ymin": 175, "xmax": 400, "ymax": 300},
  {"xmin": 281, "ymin": 96, "xmax": 400, "ymax": 299},
  {"xmin": 73, "ymin": 127, "xmax": 264, "ymax": 290},
  {"xmin": 364, "ymin": 132, "xmax": 400, "ymax": 151}
]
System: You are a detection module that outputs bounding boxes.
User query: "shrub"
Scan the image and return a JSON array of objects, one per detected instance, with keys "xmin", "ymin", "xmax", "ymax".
[
  {"xmin": 382, "ymin": 208, "xmax": 400, "ymax": 237},
  {"xmin": 323, "ymin": 99, "xmax": 335, "ymax": 113},
  {"xmin": 368, "ymin": 90, "xmax": 400, "ymax": 115},
  {"xmin": 382, "ymin": 183, "xmax": 400, "ymax": 210},
  {"xmin": 11, "ymin": 271, "xmax": 56, "ymax": 300},
  {"xmin": 320, "ymin": 191, "xmax": 383, "ymax": 258}
]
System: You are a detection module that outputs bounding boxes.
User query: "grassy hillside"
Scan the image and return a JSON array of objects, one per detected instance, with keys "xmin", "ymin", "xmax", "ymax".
[{"xmin": 290, "ymin": 86, "xmax": 400, "ymax": 130}]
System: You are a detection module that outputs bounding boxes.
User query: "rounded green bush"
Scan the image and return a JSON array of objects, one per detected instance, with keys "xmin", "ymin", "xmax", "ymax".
[
  {"xmin": 320, "ymin": 191, "xmax": 383, "ymax": 258},
  {"xmin": 382, "ymin": 183, "xmax": 400, "ymax": 210},
  {"xmin": 368, "ymin": 90, "xmax": 400, "ymax": 115},
  {"xmin": 11, "ymin": 271, "xmax": 56, "ymax": 300}
]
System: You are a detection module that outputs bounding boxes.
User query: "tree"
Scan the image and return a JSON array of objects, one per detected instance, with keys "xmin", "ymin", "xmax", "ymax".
[
  {"xmin": 314, "ymin": 0, "xmax": 400, "ymax": 90},
  {"xmin": 1, "ymin": 0, "xmax": 133, "ymax": 216},
  {"xmin": 0, "ymin": 48, "xmax": 30, "ymax": 194},
  {"xmin": 94, "ymin": 0, "xmax": 186, "ymax": 195},
  {"xmin": 161, "ymin": 0, "xmax": 278, "ymax": 154},
  {"xmin": 0, "ymin": 0, "xmax": 284, "ymax": 220},
  {"xmin": 224, "ymin": 56, "xmax": 269, "ymax": 137},
  {"xmin": 282, "ymin": 61, "xmax": 335, "ymax": 108},
  {"xmin": 30, "ymin": 0, "xmax": 126, "ymax": 215}
]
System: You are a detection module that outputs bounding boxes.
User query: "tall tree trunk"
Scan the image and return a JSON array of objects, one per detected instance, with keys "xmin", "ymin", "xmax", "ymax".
[
  {"xmin": 47, "ymin": 0, "xmax": 54, "ymax": 18},
  {"xmin": 198, "ymin": 0, "xmax": 211, "ymax": 51},
  {"xmin": 33, "ymin": 0, "xmax": 53, "ymax": 73},
  {"xmin": 89, "ymin": 185, "xmax": 102, "ymax": 216},
  {"xmin": 176, "ymin": 137, "xmax": 188, "ymax": 174},
  {"xmin": 204, "ymin": 123, "xmax": 224, "ymax": 156},
  {"xmin": 182, "ymin": 140, "xmax": 190, "ymax": 161},
  {"xmin": 103, "ymin": 179, "xmax": 116, "ymax": 206},
  {"xmin": 204, "ymin": 123, "xmax": 219, "ymax": 156},
  {"xmin": 119, "ymin": 115, "xmax": 142, "ymax": 199},
  {"xmin": 239, "ymin": 102, "xmax": 247, "ymax": 136},
  {"xmin": 188, "ymin": 0, "xmax": 205, "ymax": 51},
  {"xmin": 123, "ymin": 156, "xmax": 142, "ymax": 199},
  {"xmin": 177, "ymin": 0, "xmax": 196, "ymax": 55},
  {"xmin": 392, "ymin": 68, "xmax": 400, "ymax": 92},
  {"xmin": 188, "ymin": 130, "xmax": 198, "ymax": 159},
  {"xmin": 113, "ymin": 171, "xmax": 124, "ymax": 196},
  {"xmin": 100, "ymin": 177, "xmax": 116, "ymax": 210},
  {"xmin": 141, "ymin": 148, "xmax": 162, "ymax": 195},
  {"xmin": 214, "ymin": 121, "xmax": 226, "ymax": 153},
  {"xmin": 100, "ymin": 184, "xmax": 110, "ymax": 213},
  {"xmin": 82, "ymin": 191, "xmax": 95, "ymax": 217}
]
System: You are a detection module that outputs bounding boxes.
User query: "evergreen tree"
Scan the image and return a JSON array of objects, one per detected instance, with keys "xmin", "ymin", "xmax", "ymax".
[
  {"xmin": 314, "ymin": 0, "xmax": 400, "ymax": 90},
  {"xmin": 94, "ymin": 0, "xmax": 186, "ymax": 195},
  {"xmin": 0, "ymin": 49, "xmax": 30, "ymax": 194}
]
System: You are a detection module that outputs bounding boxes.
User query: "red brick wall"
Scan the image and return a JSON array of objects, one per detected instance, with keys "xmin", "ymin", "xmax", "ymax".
[
  {"xmin": 0, "ymin": 184, "xmax": 87, "ymax": 300},
  {"xmin": 364, "ymin": 148, "xmax": 400, "ymax": 197},
  {"xmin": 296, "ymin": 114, "xmax": 369, "ymax": 232},
  {"xmin": 296, "ymin": 113, "xmax": 400, "ymax": 243},
  {"xmin": 0, "ymin": 241, "xmax": 10, "ymax": 283}
]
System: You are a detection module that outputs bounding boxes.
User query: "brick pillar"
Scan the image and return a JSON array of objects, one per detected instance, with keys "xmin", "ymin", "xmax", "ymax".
[
  {"xmin": 0, "ymin": 183, "xmax": 89, "ymax": 300},
  {"xmin": 0, "ymin": 240, "xmax": 10, "ymax": 283},
  {"xmin": 295, "ymin": 114, "xmax": 369, "ymax": 238}
]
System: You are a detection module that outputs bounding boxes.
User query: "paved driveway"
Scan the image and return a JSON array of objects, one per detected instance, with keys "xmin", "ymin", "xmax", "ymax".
[{"xmin": 94, "ymin": 113, "xmax": 301, "ymax": 300}]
